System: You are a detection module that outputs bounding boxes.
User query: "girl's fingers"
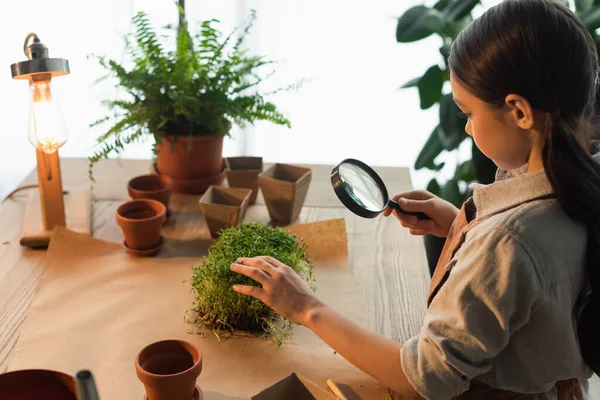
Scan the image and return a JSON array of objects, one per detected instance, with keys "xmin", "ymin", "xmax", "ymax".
[
  {"xmin": 232, "ymin": 284, "xmax": 265, "ymax": 301},
  {"xmin": 396, "ymin": 212, "xmax": 435, "ymax": 230},
  {"xmin": 383, "ymin": 205, "xmax": 395, "ymax": 217},
  {"xmin": 236, "ymin": 257, "xmax": 276, "ymax": 273},
  {"xmin": 397, "ymin": 197, "xmax": 434, "ymax": 215},
  {"xmin": 409, "ymin": 228, "xmax": 431, "ymax": 236},
  {"xmin": 395, "ymin": 212, "xmax": 418, "ymax": 225},
  {"xmin": 254, "ymin": 256, "xmax": 288, "ymax": 269},
  {"xmin": 384, "ymin": 206, "xmax": 402, "ymax": 217},
  {"xmin": 411, "ymin": 219, "xmax": 436, "ymax": 231},
  {"xmin": 230, "ymin": 263, "xmax": 271, "ymax": 284},
  {"xmin": 390, "ymin": 191, "xmax": 424, "ymax": 202},
  {"xmin": 386, "ymin": 192, "xmax": 417, "ymax": 217}
]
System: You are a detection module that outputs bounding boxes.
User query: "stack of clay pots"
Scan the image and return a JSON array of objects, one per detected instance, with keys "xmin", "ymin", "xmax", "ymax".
[
  {"xmin": 116, "ymin": 174, "xmax": 174, "ymax": 257},
  {"xmin": 199, "ymin": 158, "xmax": 312, "ymax": 237}
]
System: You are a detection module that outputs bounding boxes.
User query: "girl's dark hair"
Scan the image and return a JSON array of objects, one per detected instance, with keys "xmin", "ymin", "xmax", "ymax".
[{"xmin": 449, "ymin": 0, "xmax": 600, "ymax": 374}]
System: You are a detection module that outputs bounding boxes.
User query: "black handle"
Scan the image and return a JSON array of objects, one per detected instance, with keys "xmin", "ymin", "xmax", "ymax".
[
  {"xmin": 388, "ymin": 199, "xmax": 429, "ymax": 220},
  {"xmin": 76, "ymin": 370, "xmax": 101, "ymax": 400}
]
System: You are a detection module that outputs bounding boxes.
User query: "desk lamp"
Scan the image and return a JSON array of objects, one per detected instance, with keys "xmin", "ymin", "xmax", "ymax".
[{"xmin": 10, "ymin": 33, "xmax": 91, "ymax": 247}]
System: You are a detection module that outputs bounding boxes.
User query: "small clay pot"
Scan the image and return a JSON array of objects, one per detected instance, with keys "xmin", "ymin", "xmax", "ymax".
[
  {"xmin": 116, "ymin": 199, "xmax": 166, "ymax": 252},
  {"xmin": 258, "ymin": 164, "xmax": 312, "ymax": 224},
  {"xmin": 135, "ymin": 339, "xmax": 203, "ymax": 400},
  {"xmin": 224, "ymin": 156, "xmax": 263, "ymax": 205},
  {"xmin": 128, "ymin": 174, "xmax": 174, "ymax": 210},
  {"xmin": 0, "ymin": 369, "xmax": 77, "ymax": 400},
  {"xmin": 199, "ymin": 186, "xmax": 252, "ymax": 238}
]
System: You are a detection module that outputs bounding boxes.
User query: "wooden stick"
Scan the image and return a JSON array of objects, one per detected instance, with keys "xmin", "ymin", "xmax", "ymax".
[{"xmin": 327, "ymin": 379, "xmax": 348, "ymax": 400}]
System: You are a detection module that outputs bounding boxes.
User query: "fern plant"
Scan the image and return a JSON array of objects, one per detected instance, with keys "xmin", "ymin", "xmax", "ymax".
[{"xmin": 89, "ymin": 8, "xmax": 299, "ymax": 179}]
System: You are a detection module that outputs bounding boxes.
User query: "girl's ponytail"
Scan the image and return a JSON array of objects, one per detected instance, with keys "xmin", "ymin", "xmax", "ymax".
[{"xmin": 544, "ymin": 112, "xmax": 600, "ymax": 373}]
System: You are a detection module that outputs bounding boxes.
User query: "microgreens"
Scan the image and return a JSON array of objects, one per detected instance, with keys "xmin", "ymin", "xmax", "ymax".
[{"xmin": 188, "ymin": 221, "xmax": 314, "ymax": 345}]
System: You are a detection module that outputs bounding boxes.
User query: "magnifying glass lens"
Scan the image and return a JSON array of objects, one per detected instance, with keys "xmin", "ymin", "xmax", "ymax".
[
  {"xmin": 332, "ymin": 158, "xmax": 429, "ymax": 220},
  {"xmin": 338, "ymin": 163, "xmax": 386, "ymax": 212}
]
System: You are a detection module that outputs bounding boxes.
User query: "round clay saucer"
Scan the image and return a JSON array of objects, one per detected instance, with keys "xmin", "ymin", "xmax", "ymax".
[
  {"xmin": 123, "ymin": 236, "xmax": 164, "ymax": 257},
  {"xmin": 152, "ymin": 162, "xmax": 226, "ymax": 194},
  {"xmin": 143, "ymin": 385, "xmax": 202, "ymax": 400}
]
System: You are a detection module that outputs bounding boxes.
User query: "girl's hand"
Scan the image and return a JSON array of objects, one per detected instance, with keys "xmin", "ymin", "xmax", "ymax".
[
  {"xmin": 230, "ymin": 256, "xmax": 323, "ymax": 326},
  {"xmin": 383, "ymin": 190, "xmax": 459, "ymax": 238}
]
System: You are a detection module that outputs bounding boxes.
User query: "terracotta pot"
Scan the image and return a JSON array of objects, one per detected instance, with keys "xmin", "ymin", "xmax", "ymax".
[
  {"xmin": 156, "ymin": 135, "xmax": 224, "ymax": 181},
  {"xmin": 224, "ymin": 157, "xmax": 263, "ymax": 205},
  {"xmin": 258, "ymin": 164, "xmax": 312, "ymax": 224},
  {"xmin": 199, "ymin": 186, "xmax": 252, "ymax": 238},
  {"xmin": 152, "ymin": 162, "xmax": 226, "ymax": 195},
  {"xmin": 128, "ymin": 174, "xmax": 174, "ymax": 210},
  {"xmin": 116, "ymin": 199, "xmax": 166, "ymax": 251},
  {"xmin": 135, "ymin": 339, "xmax": 203, "ymax": 400},
  {"xmin": 0, "ymin": 369, "xmax": 76, "ymax": 400}
]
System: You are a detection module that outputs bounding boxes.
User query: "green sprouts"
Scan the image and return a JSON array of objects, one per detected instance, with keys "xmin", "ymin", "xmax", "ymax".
[{"xmin": 188, "ymin": 222, "xmax": 314, "ymax": 345}]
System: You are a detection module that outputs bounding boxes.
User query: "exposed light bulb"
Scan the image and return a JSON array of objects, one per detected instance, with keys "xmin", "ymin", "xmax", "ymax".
[{"xmin": 28, "ymin": 80, "xmax": 68, "ymax": 154}]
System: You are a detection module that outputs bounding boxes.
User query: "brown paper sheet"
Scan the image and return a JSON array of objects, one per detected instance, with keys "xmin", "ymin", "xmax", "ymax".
[{"xmin": 8, "ymin": 220, "xmax": 390, "ymax": 399}]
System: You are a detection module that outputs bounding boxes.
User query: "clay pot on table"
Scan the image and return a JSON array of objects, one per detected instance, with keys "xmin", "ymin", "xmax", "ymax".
[
  {"xmin": 0, "ymin": 369, "xmax": 77, "ymax": 400},
  {"xmin": 199, "ymin": 185, "xmax": 252, "ymax": 238},
  {"xmin": 128, "ymin": 174, "xmax": 174, "ymax": 221},
  {"xmin": 135, "ymin": 339, "xmax": 203, "ymax": 400},
  {"xmin": 224, "ymin": 156, "xmax": 263, "ymax": 205},
  {"xmin": 155, "ymin": 134, "xmax": 226, "ymax": 194},
  {"xmin": 258, "ymin": 163, "xmax": 312, "ymax": 225},
  {"xmin": 116, "ymin": 199, "xmax": 166, "ymax": 256}
]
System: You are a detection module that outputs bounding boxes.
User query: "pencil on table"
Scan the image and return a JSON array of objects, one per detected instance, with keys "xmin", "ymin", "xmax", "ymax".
[{"xmin": 327, "ymin": 379, "xmax": 348, "ymax": 400}]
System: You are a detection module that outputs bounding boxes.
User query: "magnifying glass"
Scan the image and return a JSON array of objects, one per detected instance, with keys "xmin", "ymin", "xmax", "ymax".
[{"xmin": 331, "ymin": 158, "xmax": 429, "ymax": 220}]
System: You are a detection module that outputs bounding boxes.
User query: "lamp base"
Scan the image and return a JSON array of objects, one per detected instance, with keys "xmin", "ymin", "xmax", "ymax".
[{"xmin": 20, "ymin": 186, "xmax": 92, "ymax": 248}]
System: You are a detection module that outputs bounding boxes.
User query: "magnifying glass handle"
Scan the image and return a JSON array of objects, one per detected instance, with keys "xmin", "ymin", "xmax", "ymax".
[{"xmin": 388, "ymin": 199, "xmax": 429, "ymax": 220}]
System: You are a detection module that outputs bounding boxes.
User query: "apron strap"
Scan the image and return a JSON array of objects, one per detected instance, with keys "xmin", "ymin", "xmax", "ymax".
[{"xmin": 427, "ymin": 202, "xmax": 484, "ymax": 306}]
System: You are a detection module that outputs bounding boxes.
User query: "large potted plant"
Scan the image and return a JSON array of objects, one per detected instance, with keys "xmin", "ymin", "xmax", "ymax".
[
  {"xmin": 396, "ymin": 0, "xmax": 600, "ymax": 274},
  {"xmin": 89, "ymin": 6, "xmax": 298, "ymax": 193}
]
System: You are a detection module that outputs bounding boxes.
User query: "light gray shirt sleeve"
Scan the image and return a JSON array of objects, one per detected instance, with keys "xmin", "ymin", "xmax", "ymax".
[{"xmin": 401, "ymin": 227, "xmax": 543, "ymax": 399}]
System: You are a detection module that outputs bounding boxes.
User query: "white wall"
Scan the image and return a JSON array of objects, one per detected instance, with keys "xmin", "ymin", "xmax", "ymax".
[{"xmin": 0, "ymin": 0, "xmax": 499, "ymax": 199}]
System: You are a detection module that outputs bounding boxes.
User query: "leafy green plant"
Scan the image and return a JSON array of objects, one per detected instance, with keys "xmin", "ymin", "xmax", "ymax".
[
  {"xmin": 89, "ymin": 7, "xmax": 300, "ymax": 179},
  {"xmin": 187, "ymin": 222, "xmax": 314, "ymax": 345},
  {"xmin": 396, "ymin": 0, "xmax": 600, "ymax": 207},
  {"xmin": 396, "ymin": 0, "xmax": 494, "ymax": 208}
]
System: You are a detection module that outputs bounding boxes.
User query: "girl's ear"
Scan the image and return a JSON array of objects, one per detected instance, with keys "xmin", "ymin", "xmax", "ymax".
[{"xmin": 504, "ymin": 94, "xmax": 535, "ymax": 130}]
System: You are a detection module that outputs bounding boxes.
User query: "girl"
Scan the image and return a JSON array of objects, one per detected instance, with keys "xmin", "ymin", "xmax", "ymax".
[{"xmin": 230, "ymin": 0, "xmax": 600, "ymax": 398}]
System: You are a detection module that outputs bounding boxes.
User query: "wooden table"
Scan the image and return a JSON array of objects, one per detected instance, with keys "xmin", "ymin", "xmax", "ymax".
[{"xmin": 0, "ymin": 158, "xmax": 430, "ymax": 373}]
